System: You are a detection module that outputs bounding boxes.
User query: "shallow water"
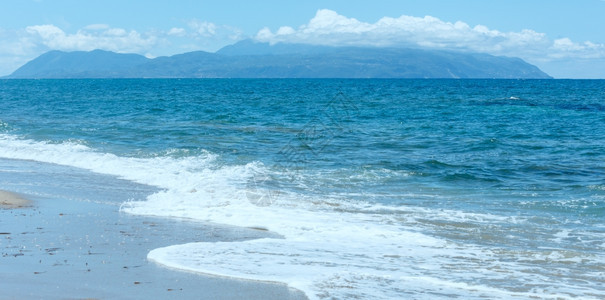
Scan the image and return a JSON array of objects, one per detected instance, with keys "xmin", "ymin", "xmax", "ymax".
[{"xmin": 0, "ymin": 157, "xmax": 305, "ymax": 299}]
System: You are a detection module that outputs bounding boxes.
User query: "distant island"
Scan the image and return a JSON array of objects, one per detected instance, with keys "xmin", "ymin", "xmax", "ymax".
[{"xmin": 4, "ymin": 40, "xmax": 551, "ymax": 79}]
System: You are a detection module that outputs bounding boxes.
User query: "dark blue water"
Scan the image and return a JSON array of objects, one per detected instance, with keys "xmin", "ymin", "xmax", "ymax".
[{"xmin": 1, "ymin": 79, "xmax": 604, "ymax": 299}]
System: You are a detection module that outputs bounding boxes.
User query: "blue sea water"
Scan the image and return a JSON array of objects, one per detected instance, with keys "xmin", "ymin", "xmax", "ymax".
[{"xmin": 1, "ymin": 79, "xmax": 604, "ymax": 299}]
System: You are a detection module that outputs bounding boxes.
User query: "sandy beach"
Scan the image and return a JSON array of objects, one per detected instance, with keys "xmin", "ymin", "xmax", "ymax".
[
  {"xmin": 0, "ymin": 158, "xmax": 306, "ymax": 299},
  {"xmin": 0, "ymin": 190, "xmax": 30, "ymax": 209}
]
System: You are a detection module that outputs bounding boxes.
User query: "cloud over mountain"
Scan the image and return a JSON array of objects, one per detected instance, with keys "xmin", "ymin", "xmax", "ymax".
[
  {"xmin": 25, "ymin": 24, "xmax": 158, "ymax": 53},
  {"xmin": 255, "ymin": 9, "xmax": 605, "ymax": 62}
]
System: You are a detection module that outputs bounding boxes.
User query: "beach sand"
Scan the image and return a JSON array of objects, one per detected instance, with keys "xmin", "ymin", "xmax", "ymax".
[
  {"xmin": 0, "ymin": 190, "xmax": 31, "ymax": 208},
  {"xmin": 0, "ymin": 158, "xmax": 307, "ymax": 299}
]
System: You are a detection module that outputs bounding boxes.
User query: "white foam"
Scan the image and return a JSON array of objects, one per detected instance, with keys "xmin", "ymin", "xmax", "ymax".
[
  {"xmin": 1, "ymin": 133, "xmax": 604, "ymax": 299},
  {"xmin": 0, "ymin": 133, "xmax": 235, "ymax": 192},
  {"xmin": 552, "ymin": 229, "xmax": 571, "ymax": 243}
]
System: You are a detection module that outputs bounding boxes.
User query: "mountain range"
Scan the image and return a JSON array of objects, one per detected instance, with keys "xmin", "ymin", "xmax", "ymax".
[{"xmin": 4, "ymin": 40, "xmax": 552, "ymax": 79}]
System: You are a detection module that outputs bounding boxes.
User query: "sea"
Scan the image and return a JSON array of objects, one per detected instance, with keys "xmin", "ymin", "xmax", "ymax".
[{"xmin": 1, "ymin": 79, "xmax": 604, "ymax": 299}]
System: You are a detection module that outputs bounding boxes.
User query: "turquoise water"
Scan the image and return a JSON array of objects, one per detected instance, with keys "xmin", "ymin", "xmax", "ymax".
[{"xmin": 1, "ymin": 79, "xmax": 604, "ymax": 299}]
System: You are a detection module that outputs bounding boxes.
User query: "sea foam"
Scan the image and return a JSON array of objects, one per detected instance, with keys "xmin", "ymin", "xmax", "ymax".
[{"xmin": 1, "ymin": 133, "xmax": 603, "ymax": 299}]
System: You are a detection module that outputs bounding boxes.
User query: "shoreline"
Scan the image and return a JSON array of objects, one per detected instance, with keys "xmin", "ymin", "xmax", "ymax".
[
  {"xmin": 0, "ymin": 190, "xmax": 31, "ymax": 209},
  {"xmin": 0, "ymin": 158, "xmax": 307, "ymax": 300}
]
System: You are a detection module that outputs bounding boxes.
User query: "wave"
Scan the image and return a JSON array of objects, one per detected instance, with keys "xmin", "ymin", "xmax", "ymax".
[{"xmin": 1, "ymin": 133, "xmax": 604, "ymax": 299}]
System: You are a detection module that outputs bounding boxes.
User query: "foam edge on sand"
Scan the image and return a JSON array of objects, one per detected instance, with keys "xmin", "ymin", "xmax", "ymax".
[{"xmin": 0, "ymin": 190, "xmax": 31, "ymax": 208}]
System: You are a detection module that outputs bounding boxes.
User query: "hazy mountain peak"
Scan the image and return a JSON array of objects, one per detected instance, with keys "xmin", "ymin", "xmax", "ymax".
[{"xmin": 6, "ymin": 42, "xmax": 551, "ymax": 79}]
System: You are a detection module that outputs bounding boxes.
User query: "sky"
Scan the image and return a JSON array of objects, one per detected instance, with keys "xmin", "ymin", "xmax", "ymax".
[{"xmin": 1, "ymin": 0, "xmax": 605, "ymax": 78}]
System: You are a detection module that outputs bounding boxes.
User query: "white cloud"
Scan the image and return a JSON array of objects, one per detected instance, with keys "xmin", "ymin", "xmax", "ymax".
[
  {"xmin": 179, "ymin": 20, "xmax": 245, "ymax": 51},
  {"xmin": 25, "ymin": 24, "xmax": 158, "ymax": 53},
  {"xmin": 188, "ymin": 20, "xmax": 217, "ymax": 37},
  {"xmin": 549, "ymin": 38, "xmax": 605, "ymax": 59},
  {"xmin": 276, "ymin": 26, "xmax": 295, "ymax": 36},
  {"xmin": 167, "ymin": 27, "xmax": 186, "ymax": 37},
  {"xmin": 186, "ymin": 20, "xmax": 244, "ymax": 41},
  {"xmin": 255, "ymin": 9, "xmax": 605, "ymax": 62}
]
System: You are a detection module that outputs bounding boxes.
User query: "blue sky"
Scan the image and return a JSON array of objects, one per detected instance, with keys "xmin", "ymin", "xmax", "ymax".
[{"xmin": 1, "ymin": 0, "xmax": 605, "ymax": 78}]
